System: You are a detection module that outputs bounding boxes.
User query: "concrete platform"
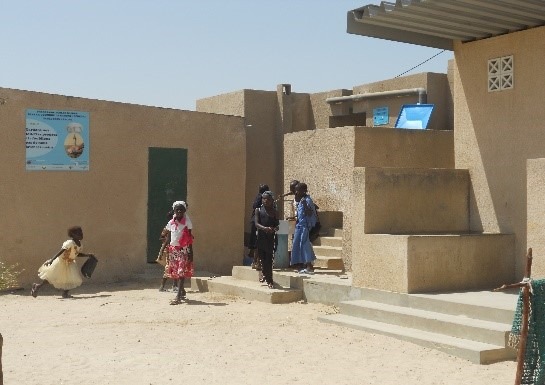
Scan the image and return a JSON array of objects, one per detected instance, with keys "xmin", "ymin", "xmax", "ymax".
[{"xmin": 197, "ymin": 276, "xmax": 303, "ymax": 304}]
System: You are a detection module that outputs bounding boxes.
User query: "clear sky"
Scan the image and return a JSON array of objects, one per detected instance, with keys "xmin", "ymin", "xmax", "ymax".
[{"xmin": 1, "ymin": 0, "xmax": 453, "ymax": 111}]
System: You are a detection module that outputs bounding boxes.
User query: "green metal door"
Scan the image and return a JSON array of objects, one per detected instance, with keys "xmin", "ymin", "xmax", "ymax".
[{"xmin": 147, "ymin": 147, "xmax": 187, "ymax": 263}]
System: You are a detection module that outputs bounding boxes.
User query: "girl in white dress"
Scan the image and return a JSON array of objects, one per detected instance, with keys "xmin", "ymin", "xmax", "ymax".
[{"xmin": 31, "ymin": 226, "xmax": 94, "ymax": 298}]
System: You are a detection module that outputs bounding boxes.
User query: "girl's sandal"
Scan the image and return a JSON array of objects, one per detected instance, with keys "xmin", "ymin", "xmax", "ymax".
[
  {"xmin": 170, "ymin": 297, "xmax": 183, "ymax": 305},
  {"xmin": 267, "ymin": 282, "xmax": 274, "ymax": 289},
  {"xmin": 31, "ymin": 283, "xmax": 38, "ymax": 298}
]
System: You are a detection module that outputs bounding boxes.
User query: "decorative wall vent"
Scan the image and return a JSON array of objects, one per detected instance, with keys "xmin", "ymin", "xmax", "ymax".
[{"xmin": 488, "ymin": 55, "xmax": 513, "ymax": 92}]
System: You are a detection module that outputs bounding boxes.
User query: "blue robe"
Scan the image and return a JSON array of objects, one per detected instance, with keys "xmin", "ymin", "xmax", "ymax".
[{"xmin": 291, "ymin": 195, "xmax": 317, "ymax": 265}]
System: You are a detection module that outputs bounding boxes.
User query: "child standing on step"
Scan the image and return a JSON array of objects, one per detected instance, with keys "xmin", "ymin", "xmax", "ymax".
[
  {"xmin": 291, "ymin": 183, "xmax": 317, "ymax": 274},
  {"xmin": 254, "ymin": 191, "xmax": 279, "ymax": 289}
]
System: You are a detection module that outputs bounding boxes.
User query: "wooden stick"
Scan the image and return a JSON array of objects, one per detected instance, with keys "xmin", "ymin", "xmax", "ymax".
[
  {"xmin": 514, "ymin": 249, "xmax": 533, "ymax": 385},
  {"xmin": 1, "ymin": 333, "xmax": 3, "ymax": 385},
  {"xmin": 494, "ymin": 248, "xmax": 532, "ymax": 385}
]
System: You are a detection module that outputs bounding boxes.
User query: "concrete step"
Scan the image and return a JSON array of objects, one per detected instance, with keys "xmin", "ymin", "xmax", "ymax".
[
  {"xmin": 357, "ymin": 288, "xmax": 517, "ymax": 324},
  {"xmin": 340, "ymin": 300, "xmax": 511, "ymax": 346},
  {"xmin": 313, "ymin": 236, "xmax": 342, "ymax": 248},
  {"xmin": 232, "ymin": 266, "xmax": 304, "ymax": 289},
  {"xmin": 322, "ymin": 228, "xmax": 343, "ymax": 238},
  {"xmin": 318, "ymin": 314, "xmax": 515, "ymax": 365},
  {"xmin": 314, "ymin": 256, "xmax": 344, "ymax": 270},
  {"xmin": 196, "ymin": 276, "xmax": 303, "ymax": 304},
  {"xmin": 313, "ymin": 245, "xmax": 342, "ymax": 258}
]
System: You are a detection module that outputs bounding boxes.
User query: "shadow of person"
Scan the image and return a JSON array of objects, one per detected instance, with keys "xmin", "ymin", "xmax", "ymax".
[
  {"xmin": 56, "ymin": 294, "xmax": 112, "ymax": 300},
  {"xmin": 183, "ymin": 298, "xmax": 227, "ymax": 306}
]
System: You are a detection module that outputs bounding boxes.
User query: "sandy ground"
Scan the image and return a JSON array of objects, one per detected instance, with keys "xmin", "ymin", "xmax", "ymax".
[{"xmin": 0, "ymin": 281, "xmax": 517, "ymax": 385}]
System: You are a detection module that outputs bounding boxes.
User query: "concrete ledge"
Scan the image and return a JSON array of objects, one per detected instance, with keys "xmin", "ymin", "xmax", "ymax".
[
  {"xmin": 354, "ymin": 127, "xmax": 454, "ymax": 169},
  {"xmin": 360, "ymin": 167, "xmax": 470, "ymax": 234},
  {"xmin": 352, "ymin": 233, "xmax": 515, "ymax": 293}
]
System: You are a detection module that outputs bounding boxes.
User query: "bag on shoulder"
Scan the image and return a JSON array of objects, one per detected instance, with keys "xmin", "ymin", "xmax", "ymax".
[
  {"xmin": 309, "ymin": 205, "xmax": 321, "ymax": 242},
  {"xmin": 309, "ymin": 222, "xmax": 321, "ymax": 242}
]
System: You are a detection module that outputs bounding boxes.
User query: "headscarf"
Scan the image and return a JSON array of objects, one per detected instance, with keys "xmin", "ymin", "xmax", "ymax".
[
  {"xmin": 261, "ymin": 191, "xmax": 274, "ymax": 199},
  {"xmin": 172, "ymin": 200, "xmax": 187, "ymax": 210}
]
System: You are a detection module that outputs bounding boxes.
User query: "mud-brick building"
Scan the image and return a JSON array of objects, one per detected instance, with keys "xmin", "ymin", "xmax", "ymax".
[{"xmin": 0, "ymin": 89, "xmax": 246, "ymax": 286}]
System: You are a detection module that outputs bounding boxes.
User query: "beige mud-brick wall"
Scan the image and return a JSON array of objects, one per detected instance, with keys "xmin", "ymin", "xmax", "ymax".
[
  {"xmin": 196, "ymin": 90, "xmax": 245, "ymax": 117},
  {"xmin": 197, "ymin": 89, "xmax": 282, "ymax": 238},
  {"xmin": 352, "ymin": 72, "xmax": 452, "ymax": 131},
  {"xmin": 453, "ymin": 25, "xmax": 545, "ymax": 278},
  {"xmin": 527, "ymin": 158, "xmax": 545, "ymax": 278},
  {"xmin": 354, "ymin": 127, "xmax": 454, "ymax": 169},
  {"xmin": 289, "ymin": 93, "xmax": 314, "ymax": 134},
  {"xmin": 361, "ymin": 167, "xmax": 469, "ymax": 234},
  {"xmin": 0, "ymin": 88, "xmax": 246, "ymax": 286},
  {"xmin": 284, "ymin": 127, "xmax": 357, "ymax": 269},
  {"xmin": 309, "ymin": 89, "xmax": 353, "ymax": 129}
]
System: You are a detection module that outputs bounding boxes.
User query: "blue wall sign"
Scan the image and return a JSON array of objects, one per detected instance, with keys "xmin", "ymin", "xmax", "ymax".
[
  {"xmin": 26, "ymin": 109, "xmax": 90, "ymax": 171},
  {"xmin": 373, "ymin": 106, "xmax": 389, "ymax": 126}
]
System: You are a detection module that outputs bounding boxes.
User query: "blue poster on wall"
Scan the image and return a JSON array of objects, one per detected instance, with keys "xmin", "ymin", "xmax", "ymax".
[
  {"xmin": 373, "ymin": 106, "xmax": 389, "ymax": 126},
  {"xmin": 25, "ymin": 109, "xmax": 89, "ymax": 171}
]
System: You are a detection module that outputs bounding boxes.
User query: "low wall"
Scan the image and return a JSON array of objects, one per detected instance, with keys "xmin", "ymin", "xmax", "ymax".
[
  {"xmin": 362, "ymin": 167, "xmax": 469, "ymax": 234},
  {"xmin": 352, "ymin": 234, "xmax": 515, "ymax": 293}
]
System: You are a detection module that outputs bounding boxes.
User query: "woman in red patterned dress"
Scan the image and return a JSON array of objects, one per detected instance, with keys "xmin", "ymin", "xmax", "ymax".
[{"xmin": 164, "ymin": 201, "xmax": 194, "ymax": 305}]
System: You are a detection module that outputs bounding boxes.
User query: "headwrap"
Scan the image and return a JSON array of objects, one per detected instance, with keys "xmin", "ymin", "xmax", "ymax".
[
  {"xmin": 261, "ymin": 191, "xmax": 274, "ymax": 199},
  {"xmin": 172, "ymin": 200, "xmax": 187, "ymax": 210}
]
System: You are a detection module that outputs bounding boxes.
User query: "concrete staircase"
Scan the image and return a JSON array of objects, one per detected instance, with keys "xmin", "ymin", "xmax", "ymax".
[
  {"xmin": 192, "ymin": 266, "xmax": 304, "ymax": 304},
  {"xmin": 313, "ymin": 228, "xmax": 344, "ymax": 271},
  {"xmin": 319, "ymin": 288, "xmax": 517, "ymax": 364}
]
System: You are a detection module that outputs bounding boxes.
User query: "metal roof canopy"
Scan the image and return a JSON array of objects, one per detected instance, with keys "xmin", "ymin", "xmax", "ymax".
[{"xmin": 348, "ymin": 0, "xmax": 545, "ymax": 50}]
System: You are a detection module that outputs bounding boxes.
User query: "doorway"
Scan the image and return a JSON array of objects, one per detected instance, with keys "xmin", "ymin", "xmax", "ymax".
[{"xmin": 147, "ymin": 147, "xmax": 188, "ymax": 263}]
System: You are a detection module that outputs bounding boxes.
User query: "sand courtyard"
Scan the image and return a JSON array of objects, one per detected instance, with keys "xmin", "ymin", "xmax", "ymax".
[{"xmin": 0, "ymin": 281, "xmax": 517, "ymax": 385}]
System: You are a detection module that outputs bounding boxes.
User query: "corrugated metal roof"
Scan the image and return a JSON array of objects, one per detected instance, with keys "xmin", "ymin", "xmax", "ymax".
[{"xmin": 347, "ymin": 0, "xmax": 545, "ymax": 50}]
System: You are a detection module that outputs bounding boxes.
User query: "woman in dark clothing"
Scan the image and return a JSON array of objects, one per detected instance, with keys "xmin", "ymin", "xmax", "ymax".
[
  {"xmin": 254, "ymin": 190, "xmax": 279, "ymax": 289},
  {"xmin": 248, "ymin": 184, "xmax": 269, "ymax": 269}
]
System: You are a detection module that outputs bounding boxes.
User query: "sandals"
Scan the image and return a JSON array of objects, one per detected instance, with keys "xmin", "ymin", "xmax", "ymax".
[
  {"xmin": 267, "ymin": 282, "xmax": 274, "ymax": 289},
  {"xmin": 258, "ymin": 274, "xmax": 266, "ymax": 283},
  {"xmin": 31, "ymin": 283, "xmax": 38, "ymax": 298},
  {"xmin": 169, "ymin": 290, "xmax": 187, "ymax": 305}
]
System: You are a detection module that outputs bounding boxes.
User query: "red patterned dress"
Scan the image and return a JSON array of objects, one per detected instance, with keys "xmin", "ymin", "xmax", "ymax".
[{"xmin": 164, "ymin": 215, "xmax": 194, "ymax": 279}]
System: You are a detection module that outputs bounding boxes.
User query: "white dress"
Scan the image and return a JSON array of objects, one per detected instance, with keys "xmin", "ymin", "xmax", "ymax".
[{"xmin": 38, "ymin": 239, "xmax": 83, "ymax": 290}]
